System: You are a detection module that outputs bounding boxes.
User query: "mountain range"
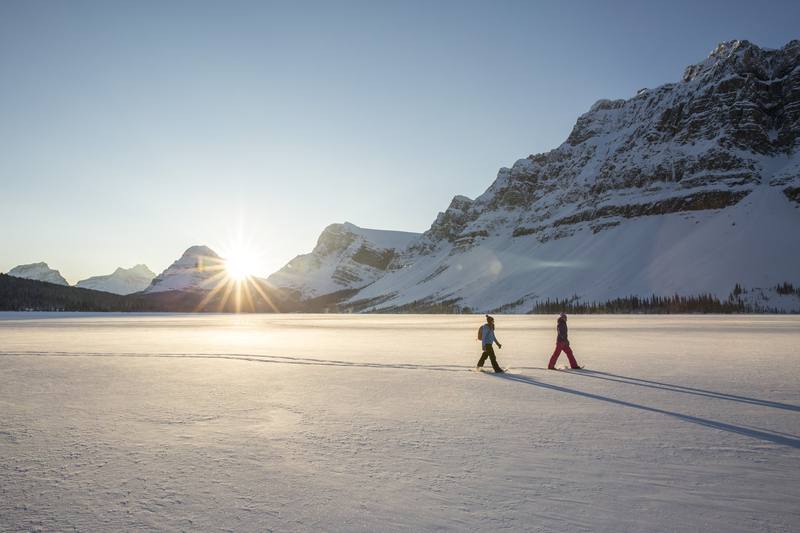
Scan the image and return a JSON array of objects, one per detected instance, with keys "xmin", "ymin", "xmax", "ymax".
[
  {"xmin": 3, "ymin": 40, "xmax": 799, "ymax": 313},
  {"xmin": 7, "ymin": 262, "xmax": 157, "ymax": 296},
  {"xmin": 271, "ymin": 39, "xmax": 800, "ymax": 313}
]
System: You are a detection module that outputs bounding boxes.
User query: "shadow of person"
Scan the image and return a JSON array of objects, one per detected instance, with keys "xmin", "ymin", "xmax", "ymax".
[
  {"xmin": 494, "ymin": 372, "xmax": 800, "ymax": 449},
  {"xmin": 570, "ymin": 370, "xmax": 800, "ymax": 412},
  {"xmin": 3, "ymin": 350, "xmax": 471, "ymax": 373}
]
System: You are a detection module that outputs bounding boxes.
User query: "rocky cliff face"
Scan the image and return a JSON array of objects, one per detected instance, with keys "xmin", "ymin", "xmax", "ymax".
[
  {"xmin": 418, "ymin": 39, "xmax": 800, "ymax": 249},
  {"xmin": 268, "ymin": 222, "xmax": 420, "ymax": 299},
  {"xmin": 274, "ymin": 40, "xmax": 800, "ymax": 312},
  {"xmin": 7, "ymin": 262, "xmax": 69, "ymax": 286}
]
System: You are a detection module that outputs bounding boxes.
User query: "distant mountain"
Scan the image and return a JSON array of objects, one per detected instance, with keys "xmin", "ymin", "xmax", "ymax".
[
  {"xmin": 268, "ymin": 222, "xmax": 420, "ymax": 300},
  {"xmin": 144, "ymin": 246, "xmax": 225, "ymax": 293},
  {"xmin": 7, "ymin": 262, "xmax": 69, "ymax": 286},
  {"xmin": 270, "ymin": 40, "xmax": 800, "ymax": 313},
  {"xmin": 75, "ymin": 264, "xmax": 156, "ymax": 295}
]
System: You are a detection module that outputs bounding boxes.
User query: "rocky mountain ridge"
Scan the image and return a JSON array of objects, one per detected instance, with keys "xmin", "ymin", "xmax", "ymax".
[
  {"xmin": 270, "ymin": 39, "xmax": 800, "ymax": 313},
  {"xmin": 415, "ymin": 39, "xmax": 800, "ymax": 251},
  {"xmin": 268, "ymin": 222, "xmax": 420, "ymax": 300}
]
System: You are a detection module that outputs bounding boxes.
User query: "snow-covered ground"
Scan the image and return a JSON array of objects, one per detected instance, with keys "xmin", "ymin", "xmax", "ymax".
[{"xmin": 1, "ymin": 313, "xmax": 798, "ymax": 532}]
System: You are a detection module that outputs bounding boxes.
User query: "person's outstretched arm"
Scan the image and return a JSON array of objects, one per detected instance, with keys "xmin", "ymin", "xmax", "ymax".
[{"xmin": 495, "ymin": 337, "xmax": 502, "ymax": 349}]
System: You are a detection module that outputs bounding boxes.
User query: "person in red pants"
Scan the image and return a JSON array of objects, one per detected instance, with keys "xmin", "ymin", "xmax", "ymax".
[{"xmin": 548, "ymin": 313, "xmax": 582, "ymax": 370}]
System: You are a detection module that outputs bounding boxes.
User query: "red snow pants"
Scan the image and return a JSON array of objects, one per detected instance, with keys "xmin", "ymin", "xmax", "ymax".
[{"xmin": 548, "ymin": 340, "xmax": 579, "ymax": 369}]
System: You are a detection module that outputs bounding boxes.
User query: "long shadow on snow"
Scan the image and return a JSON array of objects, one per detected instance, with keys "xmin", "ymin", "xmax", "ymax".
[
  {"xmin": 579, "ymin": 370, "xmax": 799, "ymax": 412},
  {"xmin": 8, "ymin": 351, "xmax": 799, "ymax": 447},
  {"xmin": 512, "ymin": 367, "xmax": 800, "ymax": 412},
  {"xmin": 495, "ymin": 372, "xmax": 800, "ymax": 449},
  {"xmin": 1, "ymin": 351, "xmax": 469, "ymax": 373},
  {"xmin": 575, "ymin": 370, "xmax": 799, "ymax": 412}
]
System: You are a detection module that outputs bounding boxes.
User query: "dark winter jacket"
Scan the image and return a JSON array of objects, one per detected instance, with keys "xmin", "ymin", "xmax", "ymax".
[{"xmin": 557, "ymin": 318, "xmax": 568, "ymax": 343}]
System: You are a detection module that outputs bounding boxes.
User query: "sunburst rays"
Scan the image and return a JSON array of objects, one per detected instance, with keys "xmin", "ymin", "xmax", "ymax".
[{"xmin": 188, "ymin": 252, "xmax": 281, "ymax": 313}]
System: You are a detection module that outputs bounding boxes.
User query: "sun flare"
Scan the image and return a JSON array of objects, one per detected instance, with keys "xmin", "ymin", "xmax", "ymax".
[
  {"xmin": 189, "ymin": 232, "xmax": 278, "ymax": 313},
  {"xmin": 224, "ymin": 248, "xmax": 260, "ymax": 281}
]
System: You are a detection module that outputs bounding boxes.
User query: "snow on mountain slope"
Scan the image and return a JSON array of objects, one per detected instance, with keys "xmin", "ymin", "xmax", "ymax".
[
  {"xmin": 268, "ymin": 222, "xmax": 420, "ymax": 299},
  {"xmin": 339, "ymin": 40, "xmax": 800, "ymax": 312},
  {"xmin": 75, "ymin": 265, "xmax": 156, "ymax": 295},
  {"xmin": 144, "ymin": 246, "xmax": 226, "ymax": 293},
  {"xmin": 7, "ymin": 262, "xmax": 69, "ymax": 286},
  {"xmin": 352, "ymin": 183, "xmax": 800, "ymax": 312}
]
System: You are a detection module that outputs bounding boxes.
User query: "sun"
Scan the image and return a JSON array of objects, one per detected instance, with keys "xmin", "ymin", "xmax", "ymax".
[
  {"xmin": 192, "ymin": 242, "xmax": 277, "ymax": 313},
  {"xmin": 224, "ymin": 248, "xmax": 260, "ymax": 281},
  {"xmin": 191, "ymin": 230, "xmax": 278, "ymax": 313}
]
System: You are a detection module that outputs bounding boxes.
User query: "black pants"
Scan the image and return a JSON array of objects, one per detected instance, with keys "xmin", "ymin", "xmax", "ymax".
[{"xmin": 477, "ymin": 344, "xmax": 502, "ymax": 372}]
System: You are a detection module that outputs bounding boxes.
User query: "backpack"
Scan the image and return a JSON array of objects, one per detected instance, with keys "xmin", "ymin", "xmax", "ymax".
[{"xmin": 477, "ymin": 325, "xmax": 483, "ymax": 341}]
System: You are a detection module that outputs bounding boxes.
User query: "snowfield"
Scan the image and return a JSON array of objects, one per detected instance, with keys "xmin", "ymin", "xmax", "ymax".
[{"xmin": 0, "ymin": 313, "xmax": 798, "ymax": 532}]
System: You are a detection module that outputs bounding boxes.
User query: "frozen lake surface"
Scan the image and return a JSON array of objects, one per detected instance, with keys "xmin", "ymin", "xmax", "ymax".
[{"xmin": 1, "ymin": 313, "xmax": 798, "ymax": 532}]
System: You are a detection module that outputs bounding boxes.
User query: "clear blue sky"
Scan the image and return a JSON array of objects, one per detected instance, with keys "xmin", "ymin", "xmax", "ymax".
[{"xmin": 1, "ymin": 0, "xmax": 798, "ymax": 282}]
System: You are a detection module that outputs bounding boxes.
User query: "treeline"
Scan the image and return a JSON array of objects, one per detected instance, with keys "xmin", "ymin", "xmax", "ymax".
[
  {"xmin": 775, "ymin": 282, "xmax": 800, "ymax": 296},
  {"xmin": 379, "ymin": 299, "xmax": 467, "ymax": 314},
  {"xmin": 370, "ymin": 293, "xmax": 751, "ymax": 314},
  {"xmin": 0, "ymin": 274, "xmax": 292, "ymax": 313},
  {"xmin": 0, "ymin": 274, "xmax": 148, "ymax": 311},
  {"xmin": 528, "ymin": 294, "xmax": 747, "ymax": 314}
]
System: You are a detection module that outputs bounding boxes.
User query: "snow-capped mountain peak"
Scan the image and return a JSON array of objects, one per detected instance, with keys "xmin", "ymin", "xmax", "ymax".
[
  {"xmin": 268, "ymin": 223, "xmax": 420, "ymax": 299},
  {"xmin": 76, "ymin": 264, "xmax": 156, "ymax": 295},
  {"xmin": 180, "ymin": 245, "xmax": 219, "ymax": 259},
  {"xmin": 682, "ymin": 39, "xmax": 799, "ymax": 83},
  {"xmin": 144, "ymin": 245, "xmax": 225, "ymax": 293},
  {"xmin": 7, "ymin": 262, "xmax": 69, "ymax": 286}
]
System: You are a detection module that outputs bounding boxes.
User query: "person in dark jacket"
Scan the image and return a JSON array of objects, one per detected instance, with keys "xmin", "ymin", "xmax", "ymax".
[
  {"xmin": 477, "ymin": 315, "xmax": 504, "ymax": 373},
  {"xmin": 547, "ymin": 313, "xmax": 581, "ymax": 370}
]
